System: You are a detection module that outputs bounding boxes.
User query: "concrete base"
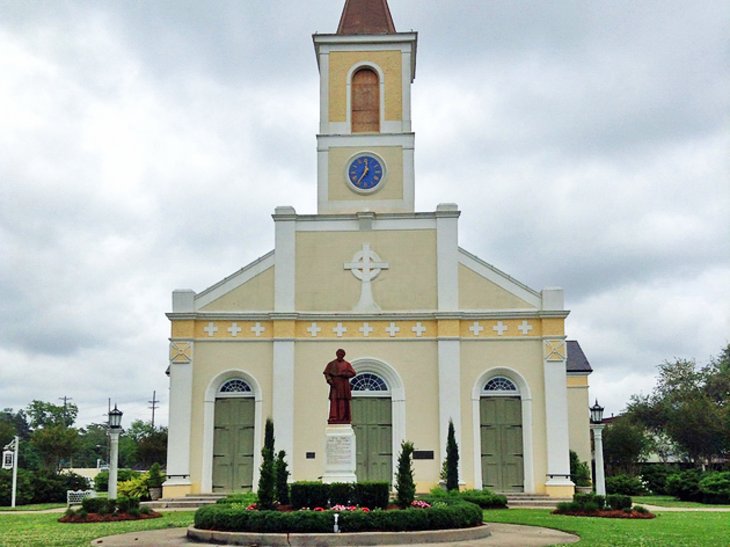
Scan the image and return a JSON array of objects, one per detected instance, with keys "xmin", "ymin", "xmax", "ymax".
[
  {"xmin": 162, "ymin": 480, "xmax": 192, "ymax": 499},
  {"xmin": 188, "ymin": 524, "xmax": 492, "ymax": 546},
  {"xmin": 544, "ymin": 480, "xmax": 575, "ymax": 499},
  {"xmin": 322, "ymin": 424, "xmax": 357, "ymax": 484}
]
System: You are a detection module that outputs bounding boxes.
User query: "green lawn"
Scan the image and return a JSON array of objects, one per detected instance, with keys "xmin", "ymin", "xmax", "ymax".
[
  {"xmin": 1, "ymin": 508, "xmax": 728, "ymax": 546},
  {"xmin": 484, "ymin": 508, "xmax": 730, "ymax": 547},
  {"xmin": 0, "ymin": 511, "xmax": 196, "ymax": 547},
  {"xmin": 634, "ymin": 495, "xmax": 730, "ymax": 509},
  {"xmin": 0, "ymin": 503, "xmax": 66, "ymax": 512}
]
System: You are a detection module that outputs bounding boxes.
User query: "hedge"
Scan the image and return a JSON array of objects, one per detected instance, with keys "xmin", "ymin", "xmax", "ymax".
[
  {"xmin": 289, "ymin": 481, "xmax": 390, "ymax": 510},
  {"xmin": 194, "ymin": 500, "xmax": 483, "ymax": 533},
  {"xmin": 422, "ymin": 488, "xmax": 507, "ymax": 509}
]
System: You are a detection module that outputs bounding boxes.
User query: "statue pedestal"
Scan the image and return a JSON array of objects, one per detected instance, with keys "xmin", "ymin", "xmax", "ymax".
[{"xmin": 322, "ymin": 424, "xmax": 357, "ymax": 484}]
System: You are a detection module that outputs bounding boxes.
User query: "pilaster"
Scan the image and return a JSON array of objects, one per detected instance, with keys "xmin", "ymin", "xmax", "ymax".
[{"xmin": 273, "ymin": 206, "xmax": 297, "ymax": 312}]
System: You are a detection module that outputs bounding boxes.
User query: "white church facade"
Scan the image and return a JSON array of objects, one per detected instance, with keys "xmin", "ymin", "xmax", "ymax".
[{"xmin": 164, "ymin": 0, "xmax": 592, "ymax": 499}]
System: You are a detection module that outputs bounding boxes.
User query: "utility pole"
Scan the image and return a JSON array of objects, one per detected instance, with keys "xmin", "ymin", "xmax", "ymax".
[
  {"xmin": 148, "ymin": 391, "xmax": 160, "ymax": 428},
  {"xmin": 59, "ymin": 395, "xmax": 73, "ymax": 426}
]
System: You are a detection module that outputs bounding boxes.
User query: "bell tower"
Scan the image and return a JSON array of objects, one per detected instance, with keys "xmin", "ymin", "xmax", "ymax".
[{"xmin": 313, "ymin": 0, "xmax": 417, "ymax": 214}]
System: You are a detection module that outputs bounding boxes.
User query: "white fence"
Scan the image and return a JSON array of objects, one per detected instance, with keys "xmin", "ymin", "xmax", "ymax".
[{"xmin": 66, "ymin": 489, "xmax": 96, "ymax": 507}]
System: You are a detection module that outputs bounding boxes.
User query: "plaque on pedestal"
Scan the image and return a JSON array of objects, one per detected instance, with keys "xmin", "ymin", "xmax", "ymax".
[{"xmin": 322, "ymin": 424, "xmax": 357, "ymax": 483}]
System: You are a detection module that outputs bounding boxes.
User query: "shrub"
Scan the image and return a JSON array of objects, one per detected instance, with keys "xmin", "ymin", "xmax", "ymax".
[
  {"xmin": 606, "ymin": 474, "xmax": 645, "ymax": 496},
  {"xmin": 634, "ymin": 504, "xmax": 649, "ymax": 514},
  {"xmin": 216, "ymin": 493, "xmax": 257, "ymax": 505},
  {"xmin": 458, "ymin": 489, "xmax": 508, "ymax": 509},
  {"xmin": 93, "ymin": 469, "xmax": 140, "ymax": 492},
  {"xmin": 194, "ymin": 500, "xmax": 482, "ymax": 533},
  {"xmin": 29, "ymin": 470, "xmax": 90, "ymax": 503},
  {"xmin": 395, "ymin": 441, "xmax": 416, "ymax": 508},
  {"xmin": 118, "ymin": 474, "xmax": 151, "ymax": 500},
  {"xmin": 290, "ymin": 481, "xmax": 330, "ymax": 509},
  {"xmin": 699, "ymin": 471, "xmax": 730, "ymax": 504},
  {"xmin": 146, "ymin": 463, "xmax": 164, "ymax": 489},
  {"xmin": 82, "ymin": 497, "xmax": 114, "ymax": 515},
  {"xmin": 352, "ymin": 482, "xmax": 389, "ymax": 510},
  {"xmin": 570, "ymin": 450, "xmax": 592, "ymax": 487},
  {"xmin": 328, "ymin": 482, "xmax": 353, "ymax": 506},
  {"xmin": 116, "ymin": 495, "xmax": 140, "ymax": 513},
  {"xmin": 0, "ymin": 468, "xmax": 34, "ymax": 506},
  {"xmin": 666, "ymin": 469, "xmax": 703, "ymax": 502},
  {"xmin": 640, "ymin": 464, "xmax": 679, "ymax": 495},
  {"xmin": 606, "ymin": 494, "xmax": 632, "ymax": 511}
]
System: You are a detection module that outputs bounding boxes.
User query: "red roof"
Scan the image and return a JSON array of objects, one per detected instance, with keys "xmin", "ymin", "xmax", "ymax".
[{"xmin": 337, "ymin": 0, "xmax": 397, "ymax": 35}]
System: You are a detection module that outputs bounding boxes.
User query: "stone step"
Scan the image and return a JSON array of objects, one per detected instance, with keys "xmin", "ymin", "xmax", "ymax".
[
  {"xmin": 143, "ymin": 495, "xmax": 224, "ymax": 510},
  {"xmin": 505, "ymin": 494, "xmax": 571, "ymax": 508}
]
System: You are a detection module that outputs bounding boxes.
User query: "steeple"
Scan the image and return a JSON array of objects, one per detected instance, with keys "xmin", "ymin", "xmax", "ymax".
[{"xmin": 337, "ymin": 0, "xmax": 397, "ymax": 35}]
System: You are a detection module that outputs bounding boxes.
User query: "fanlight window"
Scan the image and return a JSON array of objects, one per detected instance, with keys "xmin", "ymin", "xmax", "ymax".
[
  {"xmin": 219, "ymin": 379, "xmax": 252, "ymax": 395},
  {"xmin": 351, "ymin": 372, "xmax": 388, "ymax": 392},
  {"xmin": 483, "ymin": 376, "xmax": 518, "ymax": 394}
]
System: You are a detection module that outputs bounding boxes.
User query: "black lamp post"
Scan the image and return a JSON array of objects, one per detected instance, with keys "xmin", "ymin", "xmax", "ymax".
[
  {"xmin": 108, "ymin": 404, "xmax": 123, "ymax": 500},
  {"xmin": 589, "ymin": 399, "xmax": 606, "ymax": 495}
]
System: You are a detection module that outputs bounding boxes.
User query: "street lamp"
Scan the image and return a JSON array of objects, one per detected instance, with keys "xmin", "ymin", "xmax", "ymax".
[
  {"xmin": 589, "ymin": 399, "xmax": 606, "ymax": 495},
  {"xmin": 108, "ymin": 404, "xmax": 123, "ymax": 500}
]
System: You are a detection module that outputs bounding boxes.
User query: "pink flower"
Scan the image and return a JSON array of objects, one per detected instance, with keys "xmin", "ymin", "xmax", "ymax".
[
  {"xmin": 245, "ymin": 503, "xmax": 257, "ymax": 511},
  {"xmin": 360, "ymin": 507, "xmax": 370, "ymax": 512},
  {"xmin": 410, "ymin": 500, "xmax": 431, "ymax": 509},
  {"xmin": 314, "ymin": 507, "xmax": 325, "ymax": 511}
]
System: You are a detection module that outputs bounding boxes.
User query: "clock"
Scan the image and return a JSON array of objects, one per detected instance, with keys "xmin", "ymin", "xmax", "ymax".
[{"xmin": 346, "ymin": 153, "xmax": 386, "ymax": 193}]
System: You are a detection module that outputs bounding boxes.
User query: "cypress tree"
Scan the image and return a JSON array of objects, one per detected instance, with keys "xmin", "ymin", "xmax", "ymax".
[
  {"xmin": 257, "ymin": 418, "xmax": 276, "ymax": 509},
  {"xmin": 446, "ymin": 418, "xmax": 459, "ymax": 491},
  {"xmin": 275, "ymin": 449, "xmax": 290, "ymax": 505},
  {"xmin": 395, "ymin": 440, "xmax": 416, "ymax": 508}
]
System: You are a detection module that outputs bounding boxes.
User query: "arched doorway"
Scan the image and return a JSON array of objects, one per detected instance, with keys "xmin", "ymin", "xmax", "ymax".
[
  {"xmin": 212, "ymin": 378, "xmax": 255, "ymax": 493},
  {"xmin": 480, "ymin": 376, "xmax": 524, "ymax": 492},
  {"xmin": 351, "ymin": 372, "xmax": 392, "ymax": 482}
]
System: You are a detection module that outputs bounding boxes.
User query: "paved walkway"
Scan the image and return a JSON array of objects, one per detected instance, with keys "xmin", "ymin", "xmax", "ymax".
[{"xmin": 91, "ymin": 524, "xmax": 579, "ymax": 546}]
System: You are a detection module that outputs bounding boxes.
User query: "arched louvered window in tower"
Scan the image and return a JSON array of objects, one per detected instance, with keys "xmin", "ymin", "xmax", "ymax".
[
  {"xmin": 351, "ymin": 68, "xmax": 380, "ymax": 132},
  {"xmin": 218, "ymin": 378, "xmax": 253, "ymax": 396},
  {"xmin": 482, "ymin": 376, "xmax": 519, "ymax": 395},
  {"xmin": 350, "ymin": 372, "xmax": 388, "ymax": 393}
]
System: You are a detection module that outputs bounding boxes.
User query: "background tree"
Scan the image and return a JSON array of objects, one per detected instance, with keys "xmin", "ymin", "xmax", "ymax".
[
  {"xmin": 26, "ymin": 400, "xmax": 78, "ymax": 429},
  {"xmin": 602, "ymin": 417, "xmax": 650, "ymax": 475},
  {"xmin": 627, "ymin": 345, "xmax": 730, "ymax": 468},
  {"xmin": 445, "ymin": 419, "xmax": 459, "ymax": 491},
  {"xmin": 30, "ymin": 425, "xmax": 79, "ymax": 471}
]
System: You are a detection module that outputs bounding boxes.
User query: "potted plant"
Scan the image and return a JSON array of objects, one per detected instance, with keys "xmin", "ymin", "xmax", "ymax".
[{"xmin": 147, "ymin": 463, "xmax": 164, "ymax": 501}]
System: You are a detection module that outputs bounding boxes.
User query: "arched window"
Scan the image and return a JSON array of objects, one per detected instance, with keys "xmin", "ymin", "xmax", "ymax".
[
  {"xmin": 482, "ymin": 376, "xmax": 519, "ymax": 395},
  {"xmin": 351, "ymin": 68, "xmax": 380, "ymax": 133},
  {"xmin": 218, "ymin": 378, "xmax": 253, "ymax": 397},
  {"xmin": 351, "ymin": 372, "xmax": 388, "ymax": 393}
]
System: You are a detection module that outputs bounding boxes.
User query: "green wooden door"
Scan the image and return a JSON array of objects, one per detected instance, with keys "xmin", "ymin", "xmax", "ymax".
[
  {"xmin": 213, "ymin": 398, "xmax": 255, "ymax": 493},
  {"xmin": 352, "ymin": 398, "xmax": 392, "ymax": 483},
  {"xmin": 480, "ymin": 397, "xmax": 524, "ymax": 492}
]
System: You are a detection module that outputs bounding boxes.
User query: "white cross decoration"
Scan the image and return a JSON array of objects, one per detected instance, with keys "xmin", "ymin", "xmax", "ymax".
[
  {"xmin": 469, "ymin": 321, "xmax": 484, "ymax": 336},
  {"xmin": 359, "ymin": 323, "xmax": 374, "ymax": 337},
  {"xmin": 227, "ymin": 322, "xmax": 242, "ymax": 337},
  {"xmin": 307, "ymin": 322, "xmax": 322, "ymax": 337},
  {"xmin": 492, "ymin": 321, "xmax": 508, "ymax": 336},
  {"xmin": 518, "ymin": 320, "xmax": 533, "ymax": 335},
  {"xmin": 203, "ymin": 322, "xmax": 218, "ymax": 336},
  {"xmin": 344, "ymin": 243, "xmax": 389, "ymax": 312},
  {"xmin": 412, "ymin": 322, "xmax": 426, "ymax": 337},
  {"xmin": 333, "ymin": 322, "xmax": 347, "ymax": 337},
  {"xmin": 385, "ymin": 322, "xmax": 400, "ymax": 337},
  {"xmin": 251, "ymin": 322, "xmax": 265, "ymax": 337}
]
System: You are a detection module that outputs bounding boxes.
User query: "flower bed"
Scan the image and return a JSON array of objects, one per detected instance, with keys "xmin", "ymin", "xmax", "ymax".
[
  {"xmin": 59, "ymin": 510, "xmax": 162, "ymax": 523},
  {"xmin": 59, "ymin": 495, "xmax": 161, "ymax": 523},
  {"xmin": 194, "ymin": 499, "xmax": 483, "ymax": 533},
  {"xmin": 553, "ymin": 493, "xmax": 655, "ymax": 519}
]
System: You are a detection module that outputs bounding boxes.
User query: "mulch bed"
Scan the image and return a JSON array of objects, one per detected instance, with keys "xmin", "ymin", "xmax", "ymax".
[
  {"xmin": 59, "ymin": 511, "xmax": 163, "ymax": 523},
  {"xmin": 554, "ymin": 509, "xmax": 655, "ymax": 519}
]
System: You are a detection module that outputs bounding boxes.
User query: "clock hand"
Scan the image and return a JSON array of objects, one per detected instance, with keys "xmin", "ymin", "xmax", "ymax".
[{"xmin": 356, "ymin": 166, "xmax": 369, "ymax": 184}]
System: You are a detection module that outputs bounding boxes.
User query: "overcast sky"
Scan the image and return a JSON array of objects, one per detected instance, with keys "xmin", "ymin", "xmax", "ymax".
[{"xmin": 1, "ymin": 1, "xmax": 728, "ymax": 429}]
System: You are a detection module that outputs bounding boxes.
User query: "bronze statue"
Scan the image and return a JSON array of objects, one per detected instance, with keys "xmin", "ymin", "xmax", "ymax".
[{"xmin": 323, "ymin": 349, "xmax": 357, "ymax": 424}]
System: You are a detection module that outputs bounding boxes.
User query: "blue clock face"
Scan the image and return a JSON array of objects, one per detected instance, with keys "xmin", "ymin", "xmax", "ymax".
[{"xmin": 347, "ymin": 154, "xmax": 385, "ymax": 191}]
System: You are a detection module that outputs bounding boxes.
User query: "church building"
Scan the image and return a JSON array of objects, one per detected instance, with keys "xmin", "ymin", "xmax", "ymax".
[{"xmin": 164, "ymin": 0, "xmax": 593, "ymax": 499}]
